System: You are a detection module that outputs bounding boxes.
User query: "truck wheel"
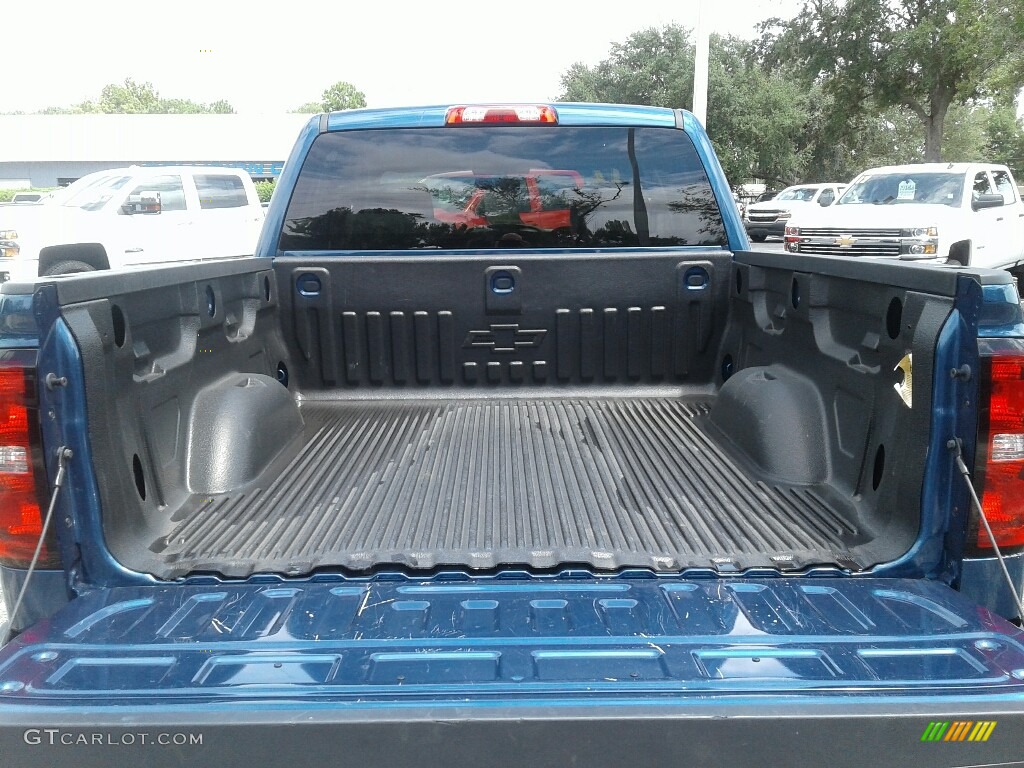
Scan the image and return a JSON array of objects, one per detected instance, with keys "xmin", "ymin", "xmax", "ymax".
[
  {"xmin": 43, "ymin": 260, "xmax": 97, "ymax": 276},
  {"xmin": 750, "ymin": 233, "xmax": 767, "ymax": 243}
]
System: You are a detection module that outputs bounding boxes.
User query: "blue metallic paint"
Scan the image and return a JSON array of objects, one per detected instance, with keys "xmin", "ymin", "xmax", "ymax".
[
  {"xmin": 323, "ymin": 102, "xmax": 680, "ymax": 133},
  {"xmin": 254, "ymin": 115, "xmax": 320, "ymax": 260},
  {"xmin": 960, "ymin": 552, "xmax": 1024, "ymax": 620},
  {"xmin": 0, "ymin": 566, "xmax": 68, "ymax": 635},
  {"xmin": 679, "ymin": 110, "xmax": 749, "ymax": 251},
  {"xmin": 977, "ymin": 283, "xmax": 1024, "ymax": 337},
  {"xmin": 0, "ymin": 578, "xmax": 1022, "ymax": 706},
  {"xmin": 0, "ymin": 293, "xmax": 40, "ymax": 349}
]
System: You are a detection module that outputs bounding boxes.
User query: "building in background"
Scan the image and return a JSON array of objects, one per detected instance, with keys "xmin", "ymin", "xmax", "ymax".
[{"xmin": 0, "ymin": 114, "xmax": 314, "ymax": 189}]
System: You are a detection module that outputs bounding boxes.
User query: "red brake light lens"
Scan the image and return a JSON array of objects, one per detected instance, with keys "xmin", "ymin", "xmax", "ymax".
[
  {"xmin": 445, "ymin": 105, "xmax": 558, "ymax": 125},
  {"xmin": 973, "ymin": 354, "xmax": 1024, "ymax": 550},
  {"xmin": 0, "ymin": 365, "xmax": 60, "ymax": 568}
]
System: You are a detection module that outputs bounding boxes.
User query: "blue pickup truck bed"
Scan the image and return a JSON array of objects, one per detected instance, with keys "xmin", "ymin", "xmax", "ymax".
[{"xmin": 1, "ymin": 103, "xmax": 1022, "ymax": 765}]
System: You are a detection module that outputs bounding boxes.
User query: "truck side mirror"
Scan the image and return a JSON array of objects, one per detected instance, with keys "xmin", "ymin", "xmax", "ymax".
[
  {"xmin": 123, "ymin": 192, "xmax": 162, "ymax": 215},
  {"xmin": 972, "ymin": 193, "xmax": 1004, "ymax": 211}
]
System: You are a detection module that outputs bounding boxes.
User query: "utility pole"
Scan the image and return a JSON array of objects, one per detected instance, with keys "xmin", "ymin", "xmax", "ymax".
[{"xmin": 692, "ymin": 0, "xmax": 710, "ymax": 126}]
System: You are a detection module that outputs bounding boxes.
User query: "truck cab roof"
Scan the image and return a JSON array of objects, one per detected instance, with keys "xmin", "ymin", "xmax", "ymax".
[
  {"xmin": 322, "ymin": 102, "xmax": 684, "ymax": 131},
  {"xmin": 857, "ymin": 161, "xmax": 1012, "ymax": 175}
]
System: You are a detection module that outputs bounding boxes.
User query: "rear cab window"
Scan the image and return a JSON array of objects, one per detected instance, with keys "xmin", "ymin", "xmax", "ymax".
[
  {"xmin": 280, "ymin": 126, "xmax": 727, "ymax": 251},
  {"xmin": 971, "ymin": 171, "xmax": 996, "ymax": 202},
  {"xmin": 992, "ymin": 169, "xmax": 1017, "ymax": 204},
  {"xmin": 195, "ymin": 174, "xmax": 249, "ymax": 209},
  {"xmin": 122, "ymin": 175, "xmax": 187, "ymax": 212}
]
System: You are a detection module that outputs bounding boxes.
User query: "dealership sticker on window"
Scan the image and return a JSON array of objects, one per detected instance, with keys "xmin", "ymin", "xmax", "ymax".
[{"xmin": 897, "ymin": 179, "xmax": 916, "ymax": 199}]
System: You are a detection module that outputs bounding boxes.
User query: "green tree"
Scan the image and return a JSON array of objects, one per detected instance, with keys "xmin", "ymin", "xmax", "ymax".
[
  {"xmin": 559, "ymin": 27, "xmax": 814, "ymax": 188},
  {"xmin": 761, "ymin": 0, "xmax": 1024, "ymax": 161},
  {"xmin": 38, "ymin": 105, "xmax": 93, "ymax": 114},
  {"xmin": 941, "ymin": 103, "xmax": 993, "ymax": 162},
  {"xmin": 97, "ymin": 79, "xmax": 161, "ymax": 113},
  {"xmin": 294, "ymin": 81, "xmax": 367, "ymax": 113},
  {"xmin": 40, "ymin": 78, "xmax": 235, "ymax": 114},
  {"xmin": 704, "ymin": 36, "xmax": 811, "ymax": 187},
  {"xmin": 254, "ymin": 180, "xmax": 276, "ymax": 203},
  {"xmin": 560, "ymin": 25, "xmax": 694, "ymax": 108},
  {"xmin": 846, "ymin": 106, "xmax": 925, "ymax": 169},
  {"xmin": 984, "ymin": 106, "xmax": 1024, "ymax": 176}
]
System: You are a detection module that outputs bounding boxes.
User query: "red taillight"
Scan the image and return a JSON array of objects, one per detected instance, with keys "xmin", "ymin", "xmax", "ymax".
[
  {"xmin": 445, "ymin": 105, "xmax": 558, "ymax": 125},
  {"xmin": 972, "ymin": 354, "xmax": 1024, "ymax": 550},
  {"xmin": 0, "ymin": 365, "xmax": 59, "ymax": 568}
]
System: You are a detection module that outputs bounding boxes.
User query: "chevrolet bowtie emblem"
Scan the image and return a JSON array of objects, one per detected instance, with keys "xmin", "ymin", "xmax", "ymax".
[
  {"xmin": 464, "ymin": 324, "xmax": 547, "ymax": 353},
  {"xmin": 835, "ymin": 235, "xmax": 857, "ymax": 248}
]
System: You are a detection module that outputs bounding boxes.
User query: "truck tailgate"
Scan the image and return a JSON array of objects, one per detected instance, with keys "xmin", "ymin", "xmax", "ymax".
[{"xmin": 1, "ymin": 577, "xmax": 1023, "ymax": 767}]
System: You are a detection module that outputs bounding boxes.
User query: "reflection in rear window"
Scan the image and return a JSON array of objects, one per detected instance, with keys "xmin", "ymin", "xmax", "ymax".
[{"xmin": 279, "ymin": 126, "xmax": 727, "ymax": 251}]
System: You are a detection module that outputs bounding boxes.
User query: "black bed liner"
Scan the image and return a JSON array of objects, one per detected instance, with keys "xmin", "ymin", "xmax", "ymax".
[
  {"xmin": 154, "ymin": 397, "xmax": 862, "ymax": 577},
  {"xmin": 51, "ymin": 253, "xmax": 962, "ymax": 581}
]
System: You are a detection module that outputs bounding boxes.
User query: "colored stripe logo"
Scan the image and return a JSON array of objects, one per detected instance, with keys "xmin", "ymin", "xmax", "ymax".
[{"xmin": 921, "ymin": 721, "xmax": 997, "ymax": 742}]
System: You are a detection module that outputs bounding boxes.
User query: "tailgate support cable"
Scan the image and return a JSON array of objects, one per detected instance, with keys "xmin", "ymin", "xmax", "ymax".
[
  {"xmin": 949, "ymin": 438, "xmax": 1024, "ymax": 622},
  {"xmin": 0, "ymin": 446, "xmax": 72, "ymax": 647}
]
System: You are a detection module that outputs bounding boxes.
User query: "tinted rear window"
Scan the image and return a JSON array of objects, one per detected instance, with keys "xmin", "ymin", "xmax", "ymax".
[
  {"xmin": 280, "ymin": 126, "xmax": 726, "ymax": 251},
  {"xmin": 195, "ymin": 174, "xmax": 249, "ymax": 209}
]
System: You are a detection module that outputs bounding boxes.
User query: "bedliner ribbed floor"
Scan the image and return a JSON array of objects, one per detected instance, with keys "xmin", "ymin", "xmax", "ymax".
[{"xmin": 154, "ymin": 398, "xmax": 863, "ymax": 577}]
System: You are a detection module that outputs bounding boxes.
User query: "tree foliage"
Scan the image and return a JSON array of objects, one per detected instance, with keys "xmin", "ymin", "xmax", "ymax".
[
  {"xmin": 704, "ymin": 36, "xmax": 811, "ymax": 186},
  {"xmin": 561, "ymin": 25, "xmax": 694, "ymax": 107},
  {"xmin": 760, "ymin": 0, "xmax": 1024, "ymax": 160},
  {"xmin": 559, "ymin": 19, "xmax": 1024, "ymax": 188},
  {"xmin": 983, "ymin": 107, "xmax": 1024, "ymax": 176},
  {"xmin": 559, "ymin": 27, "xmax": 818, "ymax": 187},
  {"xmin": 254, "ymin": 180, "xmax": 276, "ymax": 204},
  {"xmin": 293, "ymin": 81, "xmax": 367, "ymax": 113},
  {"xmin": 40, "ymin": 78, "xmax": 234, "ymax": 114}
]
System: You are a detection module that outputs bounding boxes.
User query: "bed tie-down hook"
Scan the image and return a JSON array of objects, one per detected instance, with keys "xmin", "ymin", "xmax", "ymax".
[{"xmin": 45, "ymin": 373, "xmax": 68, "ymax": 390}]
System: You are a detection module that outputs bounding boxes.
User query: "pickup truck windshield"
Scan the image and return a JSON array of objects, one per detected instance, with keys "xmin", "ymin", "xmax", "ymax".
[
  {"xmin": 837, "ymin": 172, "xmax": 965, "ymax": 207},
  {"xmin": 280, "ymin": 126, "xmax": 727, "ymax": 250},
  {"xmin": 59, "ymin": 174, "xmax": 133, "ymax": 211},
  {"xmin": 775, "ymin": 186, "xmax": 818, "ymax": 201}
]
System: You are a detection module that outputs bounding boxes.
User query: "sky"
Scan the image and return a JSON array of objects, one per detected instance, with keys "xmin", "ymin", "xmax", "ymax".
[{"xmin": 5, "ymin": 0, "xmax": 802, "ymax": 114}]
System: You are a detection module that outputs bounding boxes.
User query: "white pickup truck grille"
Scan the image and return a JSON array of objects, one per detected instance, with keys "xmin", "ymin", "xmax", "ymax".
[
  {"xmin": 799, "ymin": 242, "xmax": 902, "ymax": 257},
  {"xmin": 798, "ymin": 227, "xmax": 902, "ymax": 238},
  {"xmin": 747, "ymin": 210, "xmax": 784, "ymax": 223}
]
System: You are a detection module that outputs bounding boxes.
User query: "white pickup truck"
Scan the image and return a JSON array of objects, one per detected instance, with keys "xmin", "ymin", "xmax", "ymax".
[
  {"xmin": 742, "ymin": 182, "xmax": 847, "ymax": 241},
  {"xmin": 0, "ymin": 166, "xmax": 265, "ymax": 281},
  {"xmin": 784, "ymin": 162, "xmax": 1024, "ymax": 275}
]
